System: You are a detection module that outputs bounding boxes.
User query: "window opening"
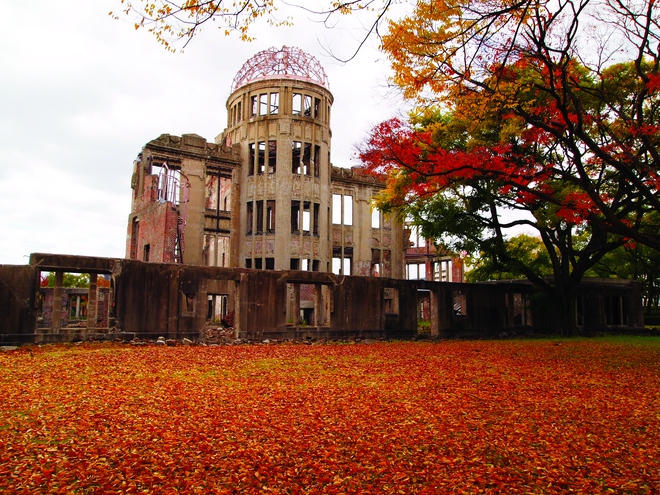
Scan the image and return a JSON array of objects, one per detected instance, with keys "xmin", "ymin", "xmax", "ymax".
[
  {"xmin": 69, "ymin": 294, "xmax": 88, "ymax": 320},
  {"xmin": 256, "ymin": 200, "xmax": 264, "ymax": 234},
  {"xmin": 265, "ymin": 258, "xmax": 275, "ymax": 270},
  {"xmin": 453, "ymin": 290, "xmax": 466, "ymax": 316},
  {"xmin": 343, "ymin": 247, "xmax": 353, "ymax": 275},
  {"xmin": 269, "ymin": 92, "xmax": 279, "ymax": 115},
  {"xmin": 220, "ymin": 178, "xmax": 231, "ymax": 212},
  {"xmin": 332, "ymin": 194, "xmax": 342, "ymax": 224},
  {"xmin": 406, "ymin": 263, "xmax": 426, "ymax": 280},
  {"xmin": 410, "ymin": 225, "xmax": 426, "ymax": 247},
  {"xmin": 332, "ymin": 257, "xmax": 341, "ymax": 275},
  {"xmin": 302, "ymin": 202, "xmax": 311, "ymax": 234},
  {"xmin": 384, "ymin": 287, "xmax": 399, "ymax": 314},
  {"xmin": 245, "ymin": 259, "xmax": 252, "ymax": 268},
  {"xmin": 292, "ymin": 93, "xmax": 302, "ymax": 116},
  {"xmin": 606, "ymin": 296, "xmax": 625, "ymax": 326},
  {"xmin": 182, "ymin": 293, "xmax": 195, "ymax": 313},
  {"xmin": 154, "ymin": 163, "xmax": 181, "ymax": 205},
  {"xmin": 303, "ymin": 143, "xmax": 312, "ymax": 175},
  {"xmin": 248, "ymin": 143, "xmax": 256, "ymax": 176},
  {"xmin": 372, "ymin": 249, "xmax": 381, "ymax": 277},
  {"xmin": 303, "ymin": 95, "xmax": 312, "ymax": 117},
  {"xmin": 251, "ymin": 95, "xmax": 258, "ymax": 117},
  {"xmin": 292, "ymin": 141, "xmax": 301, "ymax": 174},
  {"xmin": 343, "ymin": 195, "xmax": 353, "ymax": 226},
  {"xmin": 203, "ymin": 234, "xmax": 230, "ymax": 267},
  {"xmin": 207, "ymin": 294, "xmax": 228, "ymax": 323},
  {"xmin": 290, "ymin": 258, "xmax": 300, "ymax": 270},
  {"xmin": 205, "ymin": 175, "xmax": 219, "ymax": 210},
  {"xmin": 433, "ymin": 260, "xmax": 451, "ymax": 281},
  {"xmin": 268, "ymin": 140, "xmax": 277, "ymax": 174},
  {"xmin": 417, "ymin": 289, "xmax": 431, "ymax": 335},
  {"xmin": 257, "ymin": 141, "xmax": 266, "ymax": 174},
  {"xmin": 343, "ymin": 260, "xmax": 351, "ymax": 276},
  {"xmin": 266, "ymin": 200, "xmax": 275, "ymax": 233},
  {"xmin": 143, "ymin": 244, "xmax": 150, "ymax": 262},
  {"xmin": 372, "ymin": 207, "xmax": 380, "ymax": 228},
  {"xmin": 313, "ymin": 98, "xmax": 321, "ymax": 119},
  {"xmin": 291, "ymin": 201, "xmax": 300, "ymax": 233},
  {"xmin": 259, "ymin": 93, "xmax": 268, "ymax": 115}
]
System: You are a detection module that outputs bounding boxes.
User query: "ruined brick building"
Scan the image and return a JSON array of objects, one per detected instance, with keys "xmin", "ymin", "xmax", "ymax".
[
  {"xmin": 0, "ymin": 47, "xmax": 645, "ymax": 344},
  {"xmin": 125, "ymin": 46, "xmax": 459, "ymax": 283}
]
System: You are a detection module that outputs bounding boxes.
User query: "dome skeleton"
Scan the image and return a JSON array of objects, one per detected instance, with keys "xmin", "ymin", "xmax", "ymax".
[{"xmin": 231, "ymin": 46, "xmax": 329, "ymax": 92}]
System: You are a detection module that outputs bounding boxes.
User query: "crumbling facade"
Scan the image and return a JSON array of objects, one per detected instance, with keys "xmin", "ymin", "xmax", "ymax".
[{"xmin": 125, "ymin": 46, "xmax": 426, "ymax": 284}]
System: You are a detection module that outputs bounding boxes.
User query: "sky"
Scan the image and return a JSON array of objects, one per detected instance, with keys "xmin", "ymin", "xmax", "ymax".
[{"xmin": 0, "ymin": 0, "xmax": 406, "ymax": 265}]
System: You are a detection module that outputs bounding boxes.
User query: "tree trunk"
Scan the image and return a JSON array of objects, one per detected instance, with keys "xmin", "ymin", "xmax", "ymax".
[{"xmin": 549, "ymin": 284, "xmax": 580, "ymax": 336}]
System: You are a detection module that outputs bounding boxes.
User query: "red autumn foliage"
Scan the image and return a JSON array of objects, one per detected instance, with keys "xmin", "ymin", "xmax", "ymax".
[
  {"xmin": 1, "ymin": 340, "xmax": 659, "ymax": 493},
  {"xmin": 359, "ymin": 117, "xmax": 590, "ymax": 222}
]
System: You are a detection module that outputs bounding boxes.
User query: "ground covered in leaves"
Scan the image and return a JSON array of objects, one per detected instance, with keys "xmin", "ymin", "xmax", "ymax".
[{"xmin": 1, "ymin": 338, "xmax": 659, "ymax": 494}]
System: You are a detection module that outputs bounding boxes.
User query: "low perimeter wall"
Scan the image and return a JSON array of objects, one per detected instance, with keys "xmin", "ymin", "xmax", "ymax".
[{"xmin": 0, "ymin": 253, "xmax": 646, "ymax": 345}]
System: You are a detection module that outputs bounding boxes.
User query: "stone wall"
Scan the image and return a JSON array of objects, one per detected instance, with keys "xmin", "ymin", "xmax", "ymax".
[{"xmin": 0, "ymin": 254, "xmax": 647, "ymax": 345}]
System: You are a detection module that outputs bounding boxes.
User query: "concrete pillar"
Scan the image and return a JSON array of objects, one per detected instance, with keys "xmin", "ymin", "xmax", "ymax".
[
  {"xmin": 430, "ymin": 288, "xmax": 440, "ymax": 337},
  {"xmin": 293, "ymin": 284, "xmax": 301, "ymax": 325},
  {"xmin": 314, "ymin": 284, "xmax": 321, "ymax": 327},
  {"xmin": 52, "ymin": 271, "xmax": 63, "ymax": 333},
  {"xmin": 87, "ymin": 273, "xmax": 97, "ymax": 335},
  {"xmin": 506, "ymin": 292, "xmax": 515, "ymax": 328}
]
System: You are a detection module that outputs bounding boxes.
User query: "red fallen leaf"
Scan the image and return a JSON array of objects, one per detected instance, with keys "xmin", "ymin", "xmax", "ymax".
[{"xmin": 0, "ymin": 340, "xmax": 659, "ymax": 493}]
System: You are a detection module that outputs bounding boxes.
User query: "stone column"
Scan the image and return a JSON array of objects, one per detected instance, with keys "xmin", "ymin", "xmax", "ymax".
[
  {"xmin": 87, "ymin": 273, "xmax": 97, "ymax": 336},
  {"xmin": 430, "ymin": 288, "xmax": 440, "ymax": 337},
  {"xmin": 52, "ymin": 271, "xmax": 63, "ymax": 333},
  {"xmin": 293, "ymin": 283, "xmax": 301, "ymax": 326},
  {"xmin": 314, "ymin": 284, "xmax": 321, "ymax": 327}
]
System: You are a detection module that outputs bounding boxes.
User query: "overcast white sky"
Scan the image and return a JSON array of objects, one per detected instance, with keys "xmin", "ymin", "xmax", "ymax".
[{"xmin": 0, "ymin": 0, "xmax": 405, "ymax": 265}]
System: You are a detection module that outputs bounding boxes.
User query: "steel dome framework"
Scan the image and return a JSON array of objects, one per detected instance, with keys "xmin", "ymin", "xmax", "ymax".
[{"xmin": 231, "ymin": 46, "xmax": 329, "ymax": 92}]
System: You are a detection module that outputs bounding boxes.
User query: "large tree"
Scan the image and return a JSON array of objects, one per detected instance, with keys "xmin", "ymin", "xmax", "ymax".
[
  {"xmin": 357, "ymin": 0, "xmax": 660, "ymax": 333},
  {"xmin": 359, "ymin": 98, "xmax": 627, "ymax": 334},
  {"xmin": 380, "ymin": 0, "xmax": 660, "ymax": 251}
]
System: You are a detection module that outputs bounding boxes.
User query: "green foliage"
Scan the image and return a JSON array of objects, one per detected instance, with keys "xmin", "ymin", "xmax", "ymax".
[
  {"xmin": 466, "ymin": 235, "xmax": 553, "ymax": 283},
  {"xmin": 40, "ymin": 273, "xmax": 90, "ymax": 288},
  {"xmin": 587, "ymin": 242, "xmax": 660, "ymax": 310}
]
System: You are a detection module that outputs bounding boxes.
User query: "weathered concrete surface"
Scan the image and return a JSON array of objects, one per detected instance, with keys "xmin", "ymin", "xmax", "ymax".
[
  {"xmin": 0, "ymin": 265, "xmax": 37, "ymax": 344},
  {"xmin": 0, "ymin": 254, "xmax": 647, "ymax": 345},
  {"xmin": 30, "ymin": 253, "xmax": 117, "ymax": 274}
]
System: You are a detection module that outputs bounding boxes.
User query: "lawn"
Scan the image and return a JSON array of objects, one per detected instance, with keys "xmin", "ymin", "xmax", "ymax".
[{"xmin": 0, "ymin": 338, "xmax": 658, "ymax": 494}]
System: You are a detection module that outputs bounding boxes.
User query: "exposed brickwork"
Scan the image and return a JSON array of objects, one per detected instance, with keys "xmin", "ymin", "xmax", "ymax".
[
  {"xmin": 38, "ymin": 288, "xmax": 110, "ymax": 329},
  {"xmin": 126, "ymin": 134, "xmax": 239, "ymax": 265}
]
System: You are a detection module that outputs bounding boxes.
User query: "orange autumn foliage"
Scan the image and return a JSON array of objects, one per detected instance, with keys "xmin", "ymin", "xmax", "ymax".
[{"xmin": 1, "ymin": 340, "xmax": 659, "ymax": 493}]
